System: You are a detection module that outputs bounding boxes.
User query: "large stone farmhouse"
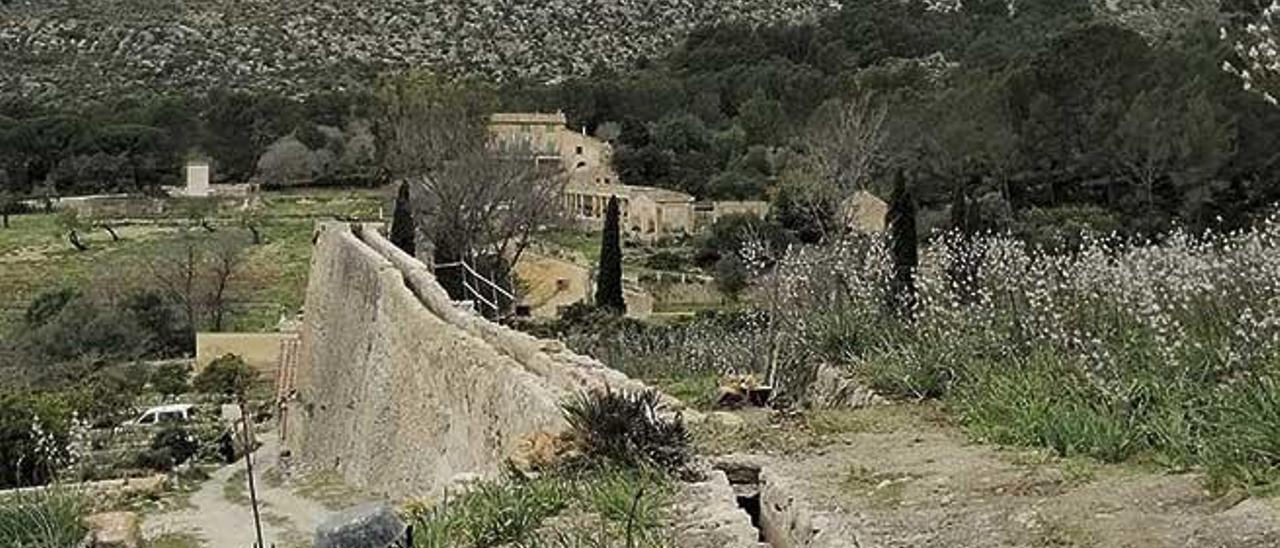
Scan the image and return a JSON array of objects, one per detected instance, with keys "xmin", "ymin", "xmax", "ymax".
[{"xmin": 489, "ymin": 112, "xmax": 776, "ymax": 241}]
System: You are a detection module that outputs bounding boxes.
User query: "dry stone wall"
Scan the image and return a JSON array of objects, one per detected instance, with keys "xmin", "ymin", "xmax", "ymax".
[{"xmin": 288, "ymin": 222, "xmax": 659, "ymax": 499}]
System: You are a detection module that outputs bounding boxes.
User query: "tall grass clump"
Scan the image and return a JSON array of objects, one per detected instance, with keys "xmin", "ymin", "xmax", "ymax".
[
  {"xmin": 0, "ymin": 489, "xmax": 87, "ymax": 548},
  {"xmin": 409, "ymin": 389, "xmax": 683, "ymax": 548},
  {"xmin": 408, "ymin": 467, "xmax": 673, "ymax": 548}
]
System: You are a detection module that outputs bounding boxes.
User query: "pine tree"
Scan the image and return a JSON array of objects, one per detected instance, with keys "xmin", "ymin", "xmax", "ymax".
[
  {"xmin": 390, "ymin": 181, "xmax": 415, "ymax": 257},
  {"xmin": 887, "ymin": 170, "xmax": 918, "ymax": 319},
  {"xmin": 595, "ymin": 196, "xmax": 626, "ymax": 314}
]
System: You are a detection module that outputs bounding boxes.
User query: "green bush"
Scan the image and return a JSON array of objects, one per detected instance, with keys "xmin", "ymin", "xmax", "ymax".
[
  {"xmin": 193, "ymin": 354, "xmax": 259, "ymax": 399},
  {"xmin": 713, "ymin": 255, "xmax": 749, "ymax": 300},
  {"xmin": 150, "ymin": 362, "xmax": 191, "ymax": 397},
  {"xmin": 562, "ymin": 390, "xmax": 690, "ymax": 473},
  {"xmin": 643, "ymin": 251, "xmax": 685, "ymax": 271},
  {"xmin": 135, "ymin": 426, "xmax": 199, "ymax": 471},
  {"xmin": 0, "ymin": 392, "xmax": 73, "ymax": 489}
]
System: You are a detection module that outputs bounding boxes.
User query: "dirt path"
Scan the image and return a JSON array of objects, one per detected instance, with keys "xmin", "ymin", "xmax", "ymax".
[
  {"xmin": 515, "ymin": 251, "xmax": 591, "ymax": 318},
  {"xmin": 699, "ymin": 406, "xmax": 1280, "ymax": 548},
  {"xmin": 143, "ymin": 432, "xmax": 334, "ymax": 548}
]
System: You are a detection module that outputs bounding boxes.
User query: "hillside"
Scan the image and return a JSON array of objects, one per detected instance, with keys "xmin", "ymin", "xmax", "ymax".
[{"xmin": 0, "ymin": 0, "xmax": 839, "ymax": 105}]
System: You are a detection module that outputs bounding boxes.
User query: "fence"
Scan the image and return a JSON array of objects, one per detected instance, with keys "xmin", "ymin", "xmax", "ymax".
[{"xmin": 433, "ymin": 259, "xmax": 516, "ymax": 317}]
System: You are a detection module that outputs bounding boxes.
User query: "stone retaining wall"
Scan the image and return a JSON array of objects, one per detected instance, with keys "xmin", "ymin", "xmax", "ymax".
[{"xmin": 287, "ymin": 223, "xmax": 660, "ymax": 499}]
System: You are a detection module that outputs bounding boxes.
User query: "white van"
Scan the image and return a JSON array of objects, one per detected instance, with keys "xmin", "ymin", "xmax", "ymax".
[{"xmin": 130, "ymin": 404, "xmax": 197, "ymax": 427}]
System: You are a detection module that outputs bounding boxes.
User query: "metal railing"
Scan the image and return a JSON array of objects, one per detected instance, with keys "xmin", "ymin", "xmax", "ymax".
[{"xmin": 433, "ymin": 259, "xmax": 516, "ymax": 316}]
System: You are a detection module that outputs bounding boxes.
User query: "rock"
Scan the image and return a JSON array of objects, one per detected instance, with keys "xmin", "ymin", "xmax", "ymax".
[
  {"xmin": 508, "ymin": 431, "xmax": 582, "ymax": 475},
  {"xmin": 810, "ymin": 363, "xmax": 883, "ymax": 408},
  {"xmin": 314, "ymin": 502, "xmax": 407, "ymax": 548},
  {"xmin": 708, "ymin": 454, "xmax": 766, "ymax": 485},
  {"xmin": 83, "ymin": 512, "xmax": 141, "ymax": 548}
]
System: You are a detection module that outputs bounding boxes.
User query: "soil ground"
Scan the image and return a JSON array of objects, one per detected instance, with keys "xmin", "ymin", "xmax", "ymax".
[
  {"xmin": 696, "ymin": 405, "xmax": 1280, "ymax": 548},
  {"xmin": 142, "ymin": 431, "xmax": 374, "ymax": 547},
  {"xmin": 514, "ymin": 251, "xmax": 590, "ymax": 318}
]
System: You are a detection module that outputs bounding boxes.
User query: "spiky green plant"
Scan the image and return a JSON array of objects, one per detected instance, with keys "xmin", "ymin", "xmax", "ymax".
[{"xmin": 561, "ymin": 390, "xmax": 689, "ymax": 473}]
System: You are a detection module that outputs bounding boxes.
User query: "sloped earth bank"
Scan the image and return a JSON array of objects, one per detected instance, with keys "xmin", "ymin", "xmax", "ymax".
[{"xmin": 693, "ymin": 406, "xmax": 1280, "ymax": 548}]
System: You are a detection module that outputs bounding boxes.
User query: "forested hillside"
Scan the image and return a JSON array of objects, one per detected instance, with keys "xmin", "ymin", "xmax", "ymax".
[
  {"xmin": 0, "ymin": 0, "xmax": 836, "ymax": 104},
  {"xmin": 503, "ymin": 0, "xmax": 1280, "ymax": 236},
  {"xmin": 3, "ymin": 0, "xmax": 1280, "ymax": 238}
]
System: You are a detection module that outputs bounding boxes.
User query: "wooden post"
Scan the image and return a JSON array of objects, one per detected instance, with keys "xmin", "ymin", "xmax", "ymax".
[{"xmin": 239, "ymin": 400, "xmax": 267, "ymax": 548}]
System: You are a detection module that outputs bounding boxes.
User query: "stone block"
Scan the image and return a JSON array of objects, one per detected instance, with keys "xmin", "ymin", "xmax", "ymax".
[{"xmin": 83, "ymin": 512, "xmax": 141, "ymax": 548}]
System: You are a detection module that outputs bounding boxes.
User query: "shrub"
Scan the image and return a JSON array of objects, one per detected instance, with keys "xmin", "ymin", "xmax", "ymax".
[
  {"xmin": 561, "ymin": 389, "xmax": 690, "ymax": 473},
  {"xmin": 23, "ymin": 287, "xmax": 81, "ymax": 328},
  {"xmin": 713, "ymin": 254, "xmax": 749, "ymax": 300},
  {"xmin": 193, "ymin": 354, "xmax": 258, "ymax": 400},
  {"xmin": 136, "ymin": 426, "xmax": 199, "ymax": 471},
  {"xmin": 150, "ymin": 362, "xmax": 191, "ymax": 397},
  {"xmin": 643, "ymin": 251, "xmax": 685, "ymax": 271},
  {"xmin": 124, "ymin": 291, "xmax": 194, "ymax": 357},
  {"xmin": 0, "ymin": 392, "xmax": 73, "ymax": 489}
]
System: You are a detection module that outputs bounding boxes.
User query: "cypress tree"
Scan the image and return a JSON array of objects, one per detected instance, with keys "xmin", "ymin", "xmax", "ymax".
[
  {"xmin": 887, "ymin": 170, "xmax": 918, "ymax": 319},
  {"xmin": 390, "ymin": 181, "xmax": 415, "ymax": 257},
  {"xmin": 595, "ymin": 196, "xmax": 626, "ymax": 314}
]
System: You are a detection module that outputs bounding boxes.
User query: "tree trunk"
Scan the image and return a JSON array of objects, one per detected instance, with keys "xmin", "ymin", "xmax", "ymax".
[
  {"xmin": 68, "ymin": 230, "xmax": 88, "ymax": 251},
  {"xmin": 247, "ymin": 225, "xmax": 262, "ymax": 245},
  {"xmin": 2, "ymin": 213, "xmax": 8, "ymax": 228}
]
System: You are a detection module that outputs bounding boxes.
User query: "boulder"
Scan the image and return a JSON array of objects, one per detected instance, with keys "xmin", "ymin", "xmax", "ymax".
[
  {"xmin": 83, "ymin": 512, "xmax": 141, "ymax": 548},
  {"xmin": 810, "ymin": 364, "xmax": 883, "ymax": 408},
  {"xmin": 314, "ymin": 502, "xmax": 407, "ymax": 548}
]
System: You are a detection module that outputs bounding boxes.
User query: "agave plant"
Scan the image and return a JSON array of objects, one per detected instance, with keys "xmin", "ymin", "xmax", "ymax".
[{"xmin": 561, "ymin": 389, "xmax": 690, "ymax": 473}]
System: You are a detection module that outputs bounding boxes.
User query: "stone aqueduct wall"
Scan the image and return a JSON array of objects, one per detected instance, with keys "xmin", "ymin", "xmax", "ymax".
[{"xmin": 286, "ymin": 223, "xmax": 657, "ymax": 499}]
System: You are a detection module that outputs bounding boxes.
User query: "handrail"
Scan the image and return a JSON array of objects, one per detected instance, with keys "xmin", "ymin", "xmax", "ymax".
[
  {"xmin": 435, "ymin": 259, "xmax": 516, "ymax": 315},
  {"xmin": 436, "ymin": 261, "xmax": 517, "ymax": 301}
]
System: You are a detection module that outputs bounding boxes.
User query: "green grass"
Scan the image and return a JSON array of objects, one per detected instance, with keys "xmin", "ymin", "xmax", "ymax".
[
  {"xmin": 539, "ymin": 229, "xmax": 601, "ymax": 264},
  {"xmin": 409, "ymin": 467, "xmax": 673, "ymax": 548},
  {"xmin": 0, "ymin": 191, "xmax": 383, "ymax": 334},
  {"xmin": 222, "ymin": 469, "xmax": 251, "ymax": 506},
  {"xmin": 146, "ymin": 532, "xmax": 205, "ymax": 548},
  {"xmin": 0, "ymin": 488, "xmax": 87, "ymax": 548},
  {"xmin": 292, "ymin": 469, "xmax": 370, "ymax": 510},
  {"xmin": 650, "ymin": 373, "xmax": 719, "ymax": 410}
]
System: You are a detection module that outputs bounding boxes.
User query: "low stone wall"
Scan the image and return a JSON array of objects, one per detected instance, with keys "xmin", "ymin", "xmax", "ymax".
[{"xmin": 288, "ymin": 223, "xmax": 661, "ymax": 500}]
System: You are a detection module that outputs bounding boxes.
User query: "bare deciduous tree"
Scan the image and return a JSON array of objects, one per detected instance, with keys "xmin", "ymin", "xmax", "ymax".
[
  {"xmin": 205, "ymin": 232, "xmax": 249, "ymax": 331},
  {"xmin": 803, "ymin": 95, "xmax": 889, "ymax": 197},
  {"xmin": 148, "ymin": 233, "xmax": 204, "ymax": 330},
  {"xmin": 376, "ymin": 71, "xmax": 565, "ymax": 312},
  {"xmin": 147, "ymin": 230, "xmax": 249, "ymax": 333},
  {"xmin": 786, "ymin": 94, "xmax": 888, "ymax": 240}
]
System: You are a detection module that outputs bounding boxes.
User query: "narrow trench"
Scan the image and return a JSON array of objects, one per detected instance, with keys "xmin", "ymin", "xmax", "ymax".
[
  {"xmin": 718, "ymin": 462, "xmax": 772, "ymax": 545},
  {"xmin": 736, "ymin": 489, "xmax": 766, "ymax": 542}
]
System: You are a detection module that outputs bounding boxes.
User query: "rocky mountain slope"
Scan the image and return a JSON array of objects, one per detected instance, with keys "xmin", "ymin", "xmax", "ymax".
[{"xmin": 0, "ymin": 0, "xmax": 840, "ymax": 105}]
